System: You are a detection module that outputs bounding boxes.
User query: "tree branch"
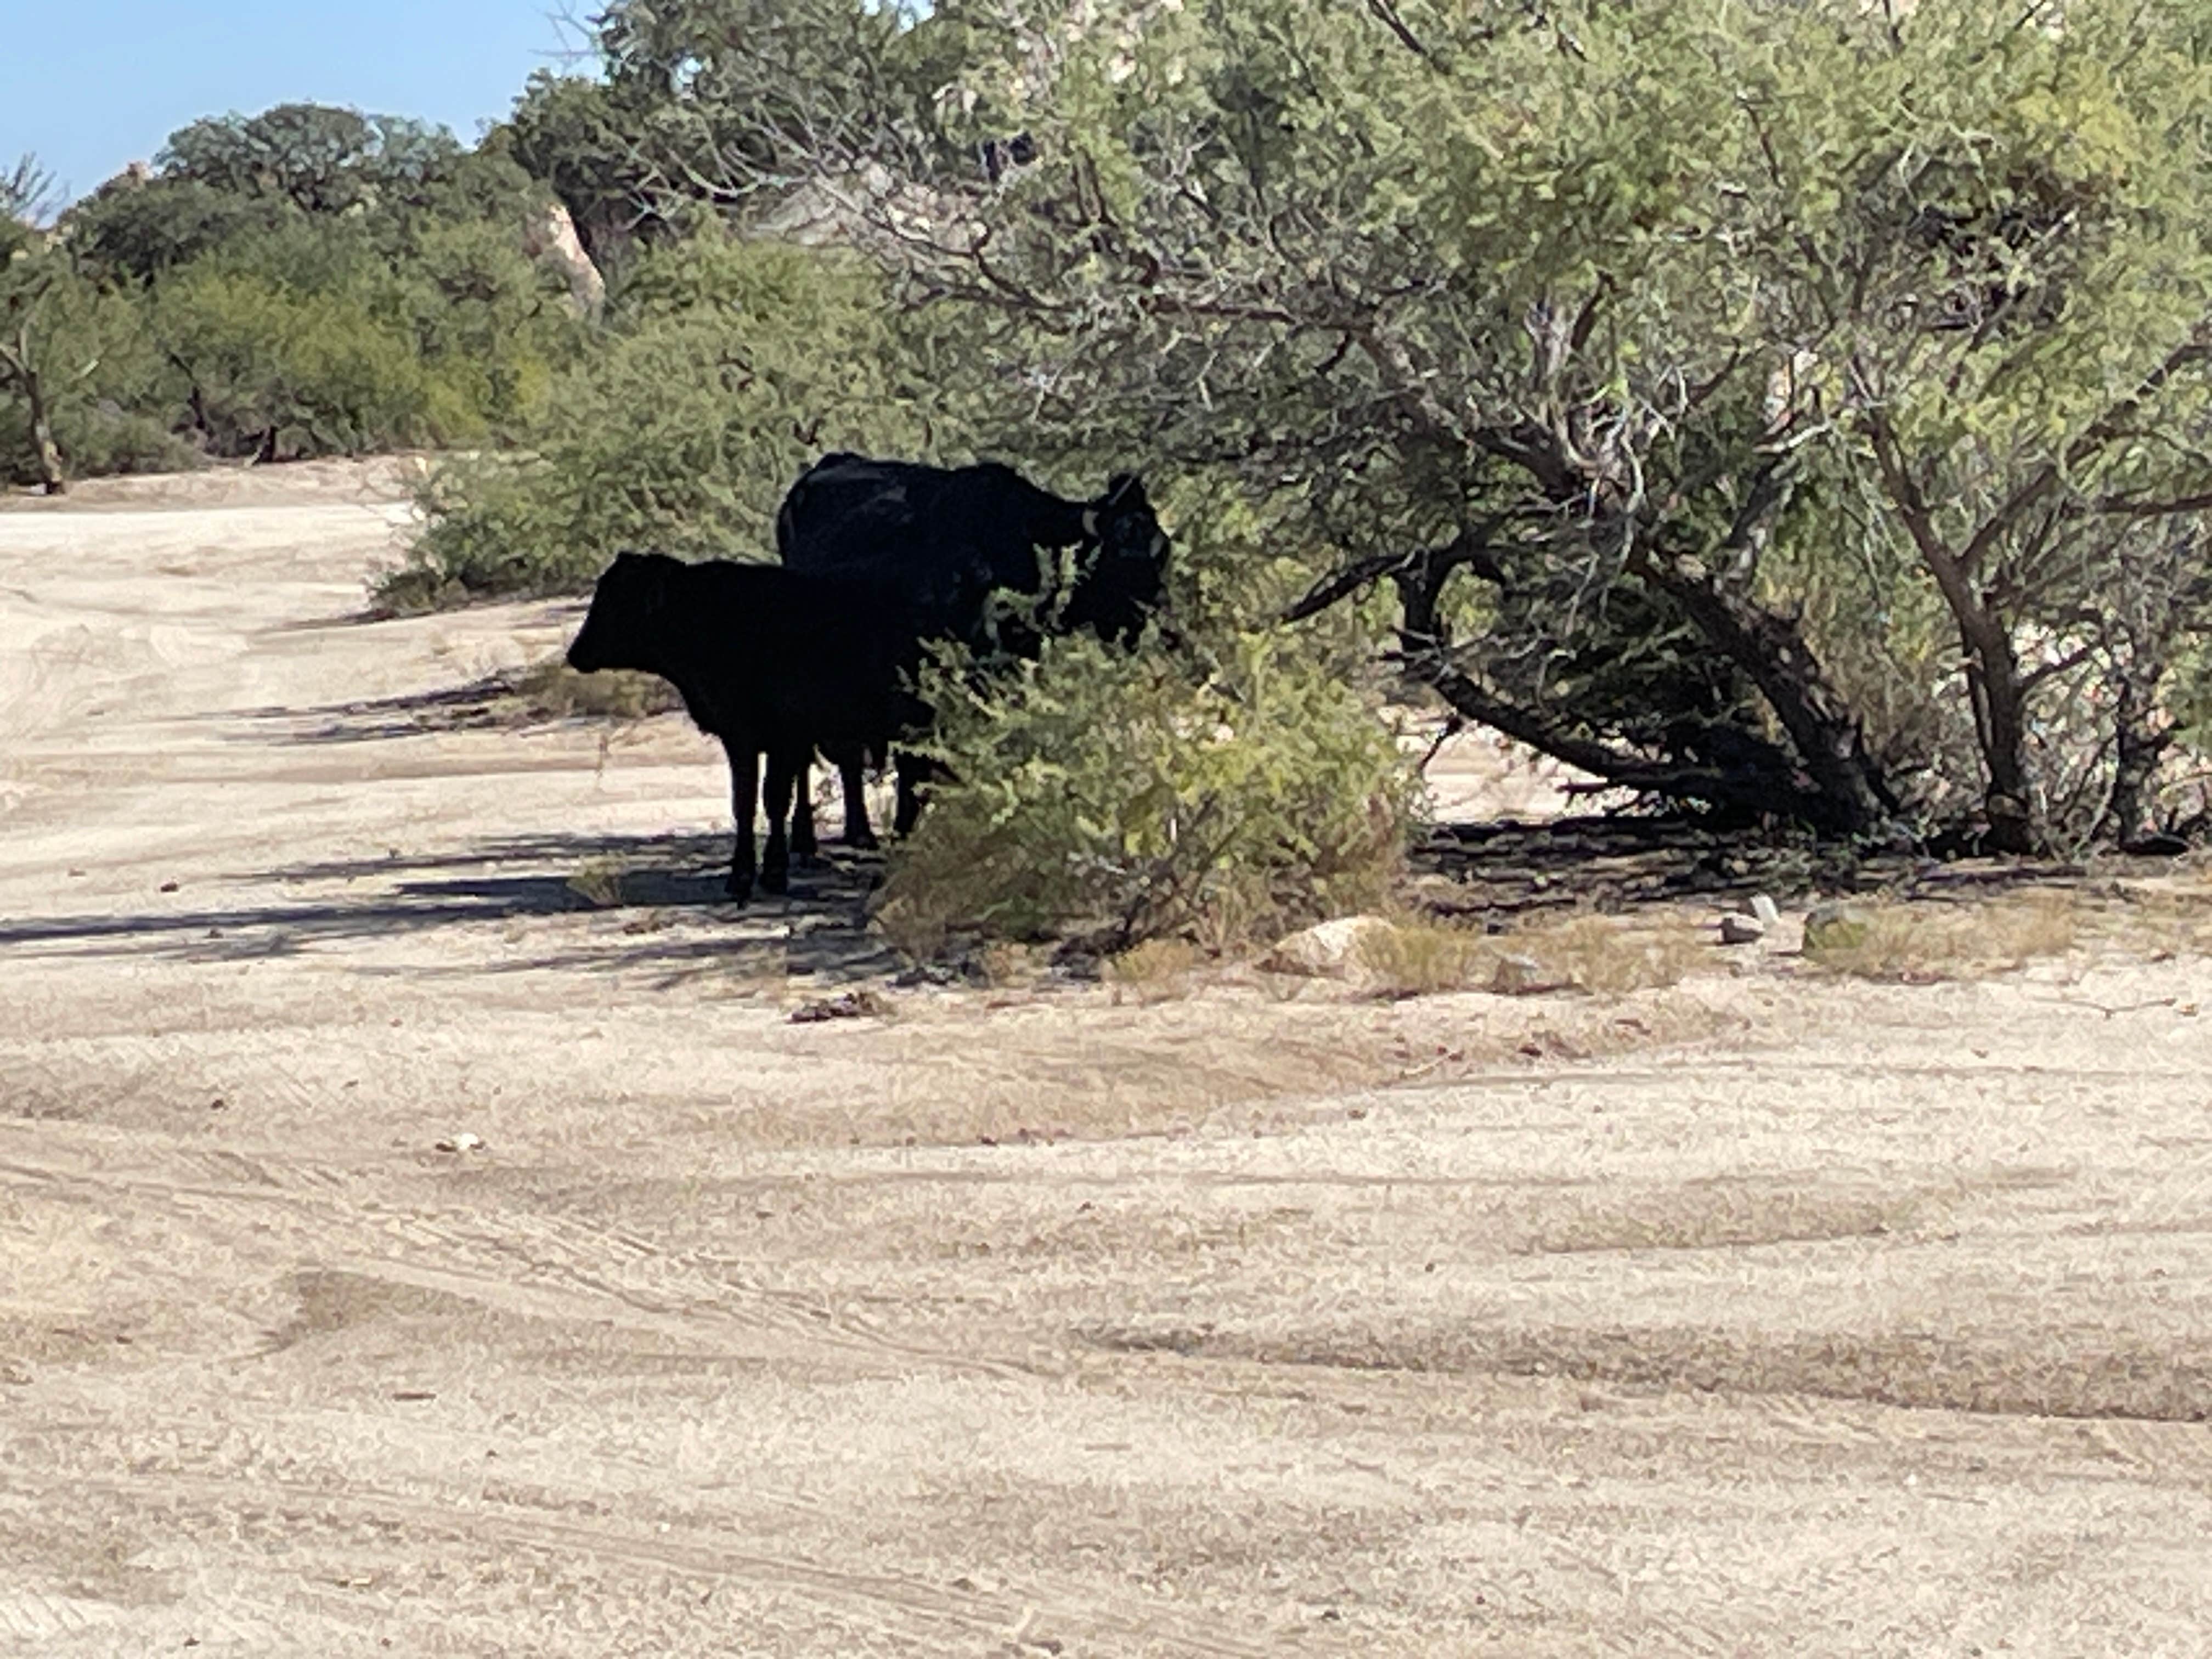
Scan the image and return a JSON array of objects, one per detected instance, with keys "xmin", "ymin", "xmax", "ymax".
[
  {"xmin": 1956, "ymin": 325, "xmax": 2212, "ymax": 578},
  {"xmin": 1283, "ymin": 526, "xmax": 1510, "ymax": 624},
  {"xmin": 1407, "ymin": 654, "xmax": 1831, "ymax": 823},
  {"xmin": 1361, "ymin": 0, "xmax": 1431, "ymax": 59},
  {"xmin": 2092, "ymin": 488, "xmax": 2212, "ymax": 518}
]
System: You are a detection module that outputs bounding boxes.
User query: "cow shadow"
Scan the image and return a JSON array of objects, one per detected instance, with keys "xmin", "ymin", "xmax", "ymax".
[{"xmin": 3, "ymin": 832, "xmax": 902, "ymax": 985}]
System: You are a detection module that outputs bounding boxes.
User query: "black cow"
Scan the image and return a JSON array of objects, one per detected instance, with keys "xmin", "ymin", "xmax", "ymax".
[
  {"xmin": 565, "ymin": 551, "xmax": 924, "ymax": 902},
  {"xmin": 775, "ymin": 454, "xmax": 1171, "ymax": 846}
]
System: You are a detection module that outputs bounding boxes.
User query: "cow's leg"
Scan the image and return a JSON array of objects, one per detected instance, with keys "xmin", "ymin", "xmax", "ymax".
[
  {"xmin": 840, "ymin": 749, "xmax": 879, "ymax": 849},
  {"xmin": 721, "ymin": 737, "xmax": 758, "ymax": 902},
  {"xmin": 892, "ymin": 752, "xmax": 933, "ymax": 838},
  {"xmin": 761, "ymin": 747, "xmax": 798, "ymax": 896},
  {"xmin": 789, "ymin": 753, "xmax": 819, "ymax": 860}
]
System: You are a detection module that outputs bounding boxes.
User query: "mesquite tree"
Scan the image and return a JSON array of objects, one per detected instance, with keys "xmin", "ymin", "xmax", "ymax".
[{"xmin": 584, "ymin": 0, "xmax": 2212, "ymax": 850}]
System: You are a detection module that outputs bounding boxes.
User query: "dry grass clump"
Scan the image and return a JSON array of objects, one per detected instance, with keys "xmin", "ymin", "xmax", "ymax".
[
  {"xmin": 1105, "ymin": 938, "xmax": 1204, "ymax": 1001},
  {"xmin": 1803, "ymin": 892, "xmax": 2079, "ymax": 982},
  {"xmin": 566, "ymin": 857, "xmax": 629, "ymax": 909},
  {"xmin": 511, "ymin": 657, "xmax": 680, "ymax": 722},
  {"xmin": 1352, "ymin": 918, "xmax": 1489, "ymax": 996},
  {"xmin": 1354, "ymin": 912, "xmax": 1701, "ymax": 999},
  {"xmin": 2085, "ymin": 877, "xmax": 2212, "ymax": 958},
  {"xmin": 1521, "ymin": 913, "xmax": 1706, "ymax": 994}
]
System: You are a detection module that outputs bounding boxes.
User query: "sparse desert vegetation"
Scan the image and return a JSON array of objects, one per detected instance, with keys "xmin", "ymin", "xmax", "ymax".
[{"xmin": 10, "ymin": 0, "xmax": 2212, "ymax": 1647}]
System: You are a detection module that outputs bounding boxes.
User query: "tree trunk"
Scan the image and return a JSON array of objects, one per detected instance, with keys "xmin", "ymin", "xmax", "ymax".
[
  {"xmin": 3, "ymin": 325, "xmax": 66, "ymax": 495},
  {"xmin": 2100, "ymin": 668, "xmax": 2170, "ymax": 849},
  {"xmin": 25, "ymin": 376, "xmax": 65, "ymax": 494},
  {"xmin": 1636, "ymin": 549, "xmax": 1898, "ymax": 836},
  {"xmin": 1957, "ymin": 614, "xmax": 2036, "ymax": 854},
  {"xmin": 1865, "ymin": 414, "xmax": 2042, "ymax": 852}
]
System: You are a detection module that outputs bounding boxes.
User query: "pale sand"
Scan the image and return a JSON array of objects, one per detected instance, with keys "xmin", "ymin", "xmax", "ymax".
[{"xmin": 3, "ymin": 464, "xmax": 2209, "ymax": 1655}]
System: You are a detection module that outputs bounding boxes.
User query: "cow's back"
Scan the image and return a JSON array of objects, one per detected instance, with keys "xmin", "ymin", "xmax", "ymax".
[
  {"xmin": 776, "ymin": 455, "xmax": 1066, "ymax": 651},
  {"xmin": 777, "ymin": 455, "xmax": 951, "ymax": 574}
]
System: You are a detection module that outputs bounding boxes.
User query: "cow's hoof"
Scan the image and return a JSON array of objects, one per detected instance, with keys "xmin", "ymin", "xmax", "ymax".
[
  {"xmin": 760, "ymin": 867, "xmax": 789, "ymax": 896},
  {"xmin": 725, "ymin": 874, "xmax": 754, "ymax": 903},
  {"xmin": 845, "ymin": 830, "xmax": 881, "ymax": 852}
]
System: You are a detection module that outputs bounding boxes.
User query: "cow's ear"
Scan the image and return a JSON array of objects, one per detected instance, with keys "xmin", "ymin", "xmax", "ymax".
[
  {"xmin": 1104, "ymin": 473, "xmax": 1147, "ymax": 510},
  {"xmin": 1080, "ymin": 506, "xmax": 1099, "ymax": 538}
]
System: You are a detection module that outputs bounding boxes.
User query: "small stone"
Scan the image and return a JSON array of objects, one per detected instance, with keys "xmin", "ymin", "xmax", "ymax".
[
  {"xmin": 1719, "ymin": 913, "xmax": 1765, "ymax": 945},
  {"xmin": 789, "ymin": 990, "xmax": 887, "ymax": 1023},
  {"xmin": 434, "ymin": 1132, "xmax": 486, "ymax": 1154},
  {"xmin": 159, "ymin": 881, "xmax": 179, "ymax": 893},
  {"xmin": 1803, "ymin": 902, "xmax": 1871, "ymax": 953},
  {"xmin": 1750, "ymin": 894, "xmax": 1782, "ymax": 927}
]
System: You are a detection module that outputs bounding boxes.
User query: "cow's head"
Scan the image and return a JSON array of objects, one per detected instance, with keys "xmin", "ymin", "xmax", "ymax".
[
  {"xmin": 1071, "ymin": 473, "xmax": 1171, "ymax": 646},
  {"xmin": 566, "ymin": 550, "xmax": 679, "ymax": 675}
]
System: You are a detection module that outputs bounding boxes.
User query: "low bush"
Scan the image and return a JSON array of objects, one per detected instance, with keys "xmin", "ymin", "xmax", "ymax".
[{"xmin": 872, "ymin": 629, "xmax": 1418, "ymax": 956}]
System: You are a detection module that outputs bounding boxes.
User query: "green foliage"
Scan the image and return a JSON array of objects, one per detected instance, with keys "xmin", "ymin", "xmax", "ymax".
[
  {"xmin": 602, "ymin": 0, "xmax": 2212, "ymax": 848},
  {"xmin": 10, "ymin": 266, "xmax": 190, "ymax": 479},
  {"xmin": 1, "ymin": 242, "xmax": 196, "ymax": 486},
  {"xmin": 5, "ymin": 104, "xmax": 577, "ymax": 481},
  {"xmin": 64, "ymin": 177, "xmax": 293, "ymax": 284},
  {"xmin": 159, "ymin": 104, "xmax": 466, "ymax": 218},
  {"xmin": 151, "ymin": 261, "xmax": 438, "ymax": 458},
  {"xmin": 383, "ymin": 233, "xmax": 931, "ymax": 606},
  {"xmin": 874, "ymin": 628, "xmax": 1417, "ymax": 954}
]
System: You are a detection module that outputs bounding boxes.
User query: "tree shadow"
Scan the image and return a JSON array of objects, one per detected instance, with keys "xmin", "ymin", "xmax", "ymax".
[
  {"xmin": 222, "ymin": 676, "xmax": 532, "ymax": 744},
  {"xmin": 3, "ymin": 831, "xmax": 901, "ymax": 983},
  {"xmin": 1409, "ymin": 812, "xmax": 2158, "ymax": 920},
  {"xmin": 1410, "ymin": 814, "xmax": 1869, "ymax": 920}
]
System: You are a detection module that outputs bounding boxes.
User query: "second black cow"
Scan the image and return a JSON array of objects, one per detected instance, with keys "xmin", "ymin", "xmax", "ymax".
[
  {"xmin": 775, "ymin": 454, "xmax": 1172, "ymax": 845},
  {"xmin": 565, "ymin": 551, "xmax": 924, "ymax": 901}
]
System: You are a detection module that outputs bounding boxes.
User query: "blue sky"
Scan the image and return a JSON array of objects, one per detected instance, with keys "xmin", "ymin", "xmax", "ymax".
[{"xmin": 0, "ymin": 1, "xmax": 590, "ymax": 207}]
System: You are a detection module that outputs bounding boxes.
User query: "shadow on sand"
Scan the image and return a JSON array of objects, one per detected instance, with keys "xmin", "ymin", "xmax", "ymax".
[
  {"xmin": 221, "ymin": 676, "xmax": 534, "ymax": 744},
  {"xmin": 4, "ymin": 832, "xmax": 901, "ymax": 984}
]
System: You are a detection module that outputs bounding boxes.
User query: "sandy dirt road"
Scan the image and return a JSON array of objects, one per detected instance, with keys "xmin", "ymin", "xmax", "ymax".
[{"xmin": 3, "ymin": 465, "xmax": 2212, "ymax": 1656}]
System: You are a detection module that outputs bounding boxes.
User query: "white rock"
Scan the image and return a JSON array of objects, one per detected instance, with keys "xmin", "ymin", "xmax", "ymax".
[
  {"xmin": 1260, "ymin": 916, "xmax": 1396, "ymax": 980},
  {"xmin": 1718, "ymin": 913, "xmax": 1766, "ymax": 946},
  {"xmin": 1750, "ymin": 894, "xmax": 1782, "ymax": 927}
]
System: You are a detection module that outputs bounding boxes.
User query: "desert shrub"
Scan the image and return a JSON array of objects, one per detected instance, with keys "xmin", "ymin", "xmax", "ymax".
[
  {"xmin": 151, "ymin": 261, "xmax": 436, "ymax": 458},
  {"xmin": 381, "ymin": 233, "xmax": 932, "ymax": 607},
  {"xmin": 873, "ymin": 629, "xmax": 1418, "ymax": 955},
  {"xmin": 1, "ymin": 255, "xmax": 205, "ymax": 485},
  {"xmin": 507, "ymin": 656, "xmax": 680, "ymax": 721}
]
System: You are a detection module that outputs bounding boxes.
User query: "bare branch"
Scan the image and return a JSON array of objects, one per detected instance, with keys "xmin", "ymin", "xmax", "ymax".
[
  {"xmin": 1361, "ymin": 0, "xmax": 1431, "ymax": 60},
  {"xmin": 2092, "ymin": 488, "xmax": 2212, "ymax": 518}
]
